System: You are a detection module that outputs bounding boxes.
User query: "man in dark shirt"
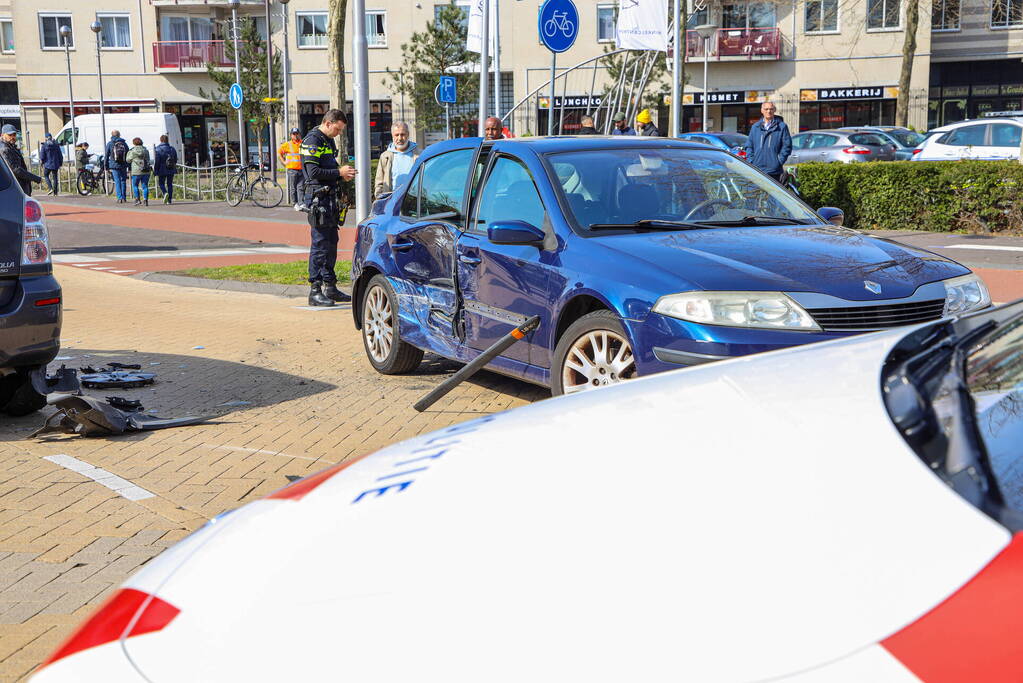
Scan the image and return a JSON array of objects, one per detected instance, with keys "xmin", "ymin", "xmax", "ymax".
[
  {"xmin": 301, "ymin": 108, "xmax": 357, "ymax": 306},
  {"xmin": 0, "ymin": 125, "xmax": 41, "ymax": 195}
]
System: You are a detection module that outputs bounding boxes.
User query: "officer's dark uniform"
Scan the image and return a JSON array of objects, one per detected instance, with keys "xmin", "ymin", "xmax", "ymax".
[
  {"xmin": 300, "ymin": 127, "xmax": 349, "ymax": 304},
  {"xmin": 0, "ymin": 140, "xmax": 41, "ymax": 196}
]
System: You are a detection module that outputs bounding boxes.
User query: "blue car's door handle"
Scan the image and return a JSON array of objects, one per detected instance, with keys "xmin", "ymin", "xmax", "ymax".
[
  {"xmin": 391, "ymin": 240, "xmax": 414, "ymax": 252},
  {"xmin": 459, "ymin": 254, "xmax": 482, "ymax": 266}
]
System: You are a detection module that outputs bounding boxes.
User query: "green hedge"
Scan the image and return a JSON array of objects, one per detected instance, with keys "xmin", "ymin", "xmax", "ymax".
[{"xmin": 791, "ymin": 160, "xmax": 1023, "ymax": 234}]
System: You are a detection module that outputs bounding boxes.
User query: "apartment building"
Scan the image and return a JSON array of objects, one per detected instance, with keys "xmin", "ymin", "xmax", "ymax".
[{"xmin": 2, "ymin": 0, "xmax": 1020, "ymax": 159}]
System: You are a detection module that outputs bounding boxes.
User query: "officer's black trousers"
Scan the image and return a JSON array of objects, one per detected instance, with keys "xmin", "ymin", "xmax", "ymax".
[{"xmin": 308, "ymin": 222, "xmax": 339, "ymax": 284}]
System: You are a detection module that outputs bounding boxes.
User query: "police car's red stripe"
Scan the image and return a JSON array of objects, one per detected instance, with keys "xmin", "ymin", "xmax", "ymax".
[
  {"xmin": 265, "ymin": 455, "xmax": 367, "ymax": 501},
  {"xmin": 39, "ymin": 588, "xmax": 180, "ymax": 668},
  {"xmin": 881, "ymin": 532, "xmax": 1023, "ymax": 682}
]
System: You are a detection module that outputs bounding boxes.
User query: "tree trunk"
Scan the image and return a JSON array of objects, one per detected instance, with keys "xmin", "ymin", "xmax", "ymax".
[
  {"xmin": 328, "ymin": 0, "xmax": 349, "ymax": 158},
  {"xmin": 896, "ymin": 0, "xmax": 919, "ymax": 128}
]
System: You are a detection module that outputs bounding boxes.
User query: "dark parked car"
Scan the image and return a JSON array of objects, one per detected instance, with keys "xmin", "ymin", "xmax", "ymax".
[
  {"xmin": 676, "ymin": 132, "xmax": 749, "ymax": 159},
  {"xmin": 788, "ymin": 130, "xmax": 897, "ymax": 165},
  {"xmin": 0, "ymin": 152, "xmax": 62, "ymax": 415}
]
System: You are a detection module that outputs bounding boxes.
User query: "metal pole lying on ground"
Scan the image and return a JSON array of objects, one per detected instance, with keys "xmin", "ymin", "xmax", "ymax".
[{"xmin": 413, "ymin": 316, "xmax": 541, "ymax": 412}]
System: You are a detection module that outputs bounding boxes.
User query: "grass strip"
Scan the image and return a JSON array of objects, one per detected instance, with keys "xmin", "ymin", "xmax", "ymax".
[{"xmin": 173, "ymin": 260, "xmax": 352, "ymax": 285}]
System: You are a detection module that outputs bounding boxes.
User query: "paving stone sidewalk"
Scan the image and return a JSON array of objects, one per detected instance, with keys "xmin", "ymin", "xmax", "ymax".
[{"xmin": 0, "ymin": 267, "xmax": 545, "ymax": 681}]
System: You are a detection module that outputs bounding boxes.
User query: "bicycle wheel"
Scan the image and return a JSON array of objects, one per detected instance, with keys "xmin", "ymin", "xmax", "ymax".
[
  {"xmin": 249, "ymin": 177, "xmax": 284, "ymax": 209},
  {"xmin": 226, "ymin": 172, "xmax": 247, "ymax": 207},
  {"xmin": 76, "ymin": 173, "xmax": 93, "ymax": 196}
]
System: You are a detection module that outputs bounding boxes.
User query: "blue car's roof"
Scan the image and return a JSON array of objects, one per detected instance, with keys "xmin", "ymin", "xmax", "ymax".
[{"xmin": 424, "ymin": 136, "xmax": 713, "ymax": 156}]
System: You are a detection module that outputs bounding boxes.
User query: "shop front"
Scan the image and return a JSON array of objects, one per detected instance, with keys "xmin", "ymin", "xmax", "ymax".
[
  {"xmin": 929, "ymin": 60, "xmax": 1023, "ymax": 128},
  {"xmin": 299, "ymin": 100, "xmax": 392, "ymax": 157},
  {"xmin": 681, "ymin": 90, "xmax": 773, "ymax": 133},
  {"xmin": 798, "ymin": 86, "xmax": 898, "ymax": 131},
  {"xmin": 537, "ymin": 95, "xmax": 603, "ymax": 135}
]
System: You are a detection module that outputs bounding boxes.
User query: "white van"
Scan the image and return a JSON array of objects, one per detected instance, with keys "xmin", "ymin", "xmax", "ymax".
[{"xmin": 50, "ymin": 113, "xmax": 183, "ymax": 164}]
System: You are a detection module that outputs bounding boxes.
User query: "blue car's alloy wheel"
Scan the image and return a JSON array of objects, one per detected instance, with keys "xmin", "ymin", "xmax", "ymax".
[
  {"xmin": 552, "ymin": 310, "xmax": 637, "ymax": 396},
  {"xmin": 361, "ymin": 275, "xmax": 424, "ymax": 375}
]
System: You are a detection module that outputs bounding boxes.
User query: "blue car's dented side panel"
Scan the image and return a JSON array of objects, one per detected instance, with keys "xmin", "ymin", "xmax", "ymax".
[{"xmin": 354, "ymin": 136, "xmax": 973, "ymax": 389}]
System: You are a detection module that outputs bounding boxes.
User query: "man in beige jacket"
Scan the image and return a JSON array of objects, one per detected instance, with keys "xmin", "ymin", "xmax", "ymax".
[{"xmin": 374, "ymin": 122, "xmax": 420, "ymax": 198}]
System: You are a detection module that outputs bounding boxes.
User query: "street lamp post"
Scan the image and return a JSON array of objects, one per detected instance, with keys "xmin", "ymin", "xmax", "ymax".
[
  {"xmin": 265, "ymin": 0, "xmax": 276, "ymax": 177},
  {"xmin": 229, "ymin": 0, "xmax": 246, "ymax": 168},
  {"xmin": 90, "ymin": 21, "xmax": 107, "ymax": 177},
  {"xmin": 694, "ymin": 23, "xmax": 717, "ymax": 132},
  {"xmin": 279, "ymin": 0, "xmax": 291, "ymax": 136},
  {"xmin": 671, "ymin": 0, "xmax": 681, "ymax": 137},
  {"xmin": 60, "ymin": 25, "xmax": 75, "ymax": 160}
]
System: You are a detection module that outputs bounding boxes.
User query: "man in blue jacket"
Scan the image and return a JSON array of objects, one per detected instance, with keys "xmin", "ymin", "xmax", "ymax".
[
  {"xmin": 40, "ymin": 133, "xmax": 63, "ymax": 195},
  {"xmin": 105, "ymin": 130, "xmax": 129, "ymax": 203},
  {"xmin": 744, "ymin": 101, "xmax": 792, "ymax": 181}
]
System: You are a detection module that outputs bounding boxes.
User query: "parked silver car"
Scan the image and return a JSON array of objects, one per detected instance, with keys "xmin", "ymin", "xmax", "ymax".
[
  {"xmin": 787, "ymin": 130, "xmax": 897, "ymax": 165},
  {"xmin": 837, "ymin": 126, "xmax": 925, "ymax": 160}
]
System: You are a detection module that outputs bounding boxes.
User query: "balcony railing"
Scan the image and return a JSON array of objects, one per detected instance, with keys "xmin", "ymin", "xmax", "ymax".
[
  {"xmin": 153, "ymin": 41, "xmax": 237, "ymax": 70},
  {"xmin": 685, "ymin": 27, "xmax": 781, "ymax": 59}
]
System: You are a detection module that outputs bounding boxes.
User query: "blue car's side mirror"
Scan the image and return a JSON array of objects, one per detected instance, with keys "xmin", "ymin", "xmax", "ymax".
[
  {"xmin": 488, "ymin": 220, "xmax": 545, "ymax": 247},
  {"xmin": 817, "ymin": 207, "xmax": 844, "ymax": 227}
]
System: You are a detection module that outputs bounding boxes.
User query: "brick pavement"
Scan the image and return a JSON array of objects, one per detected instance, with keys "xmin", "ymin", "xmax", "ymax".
[{"xmin": 0, "ymin": 267, "xmax": 545, "ymax": 681}]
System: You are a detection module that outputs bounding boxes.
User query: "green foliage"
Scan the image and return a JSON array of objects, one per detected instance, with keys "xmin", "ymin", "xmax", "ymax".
[
  {"xmin": 384, "ymin": 2, "xmax": 481, "ymax": 132},
  {"xmin": 200, "ymin": 19, "xmax": 283, "ymax": 127},
  {"xmin": 793, "ymin": 160, "xmax": 1023, "ymax": 234},
  {"xmin": 179, "ymin": 260, "xmax": 352, "ymax": 285}
]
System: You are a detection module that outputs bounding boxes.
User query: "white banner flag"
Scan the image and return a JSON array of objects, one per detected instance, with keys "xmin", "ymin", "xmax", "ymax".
[
  {"xmin": 465, "ymin": 0, "xmax": 496, "ymax": 54},
  {"xmin": 616, "ymin": 0, "xmax": 669, "ymax": 51}
]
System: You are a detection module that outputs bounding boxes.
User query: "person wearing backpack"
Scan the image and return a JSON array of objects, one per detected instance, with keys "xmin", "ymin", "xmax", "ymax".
[
  {"xmin": 154, "ymin": 134, "xmax": 178, "ymax": 204},
  {"xmin": 39, "ymin": 133, "xmax": 64, "ymax": 196},
  {"xmin": 125, "ymin": 137, "xmax": 152, "ymax": 206},
  {"xmin": 105, "ymin": 130, "xmax": 130, "ymax": 203}
]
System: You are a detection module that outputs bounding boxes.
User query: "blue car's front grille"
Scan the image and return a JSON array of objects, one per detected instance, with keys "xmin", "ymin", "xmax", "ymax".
[{"xmin": 808, "ymin": 299, "xmax": 946, "ymax": 331}]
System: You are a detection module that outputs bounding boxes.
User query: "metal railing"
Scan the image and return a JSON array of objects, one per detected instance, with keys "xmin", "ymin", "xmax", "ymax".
[
  {"xmin": 687, "ymin": 28, "xmax": 781, "ymax": 59},
  {"xmin": 153, "ymin": 40, "xmax": 237, "ymax": 69}
]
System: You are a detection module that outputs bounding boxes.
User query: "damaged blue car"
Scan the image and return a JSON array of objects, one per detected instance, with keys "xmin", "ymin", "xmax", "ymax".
[{"xmin": 351, "ymin": 136, "xmax": 989, "ymax": 395}]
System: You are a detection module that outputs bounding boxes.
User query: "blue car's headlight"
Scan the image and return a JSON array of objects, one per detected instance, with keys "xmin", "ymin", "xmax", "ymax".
[
  {"xmin": 943, "ymin": 274, "xmax": 991, "ymax": 316},
  {"xmin": 652, "ymin": 291, "xmax": 822, "ymax": 331}
]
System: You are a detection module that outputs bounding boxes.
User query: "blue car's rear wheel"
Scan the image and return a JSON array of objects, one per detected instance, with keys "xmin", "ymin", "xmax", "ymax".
[
  {"xmin": 361, "ymin": 274, "xmax": 424, "ymax": 374},
  {"xmin": 552, "ymin": 310, "xmax": 637, "ymax": 396}
]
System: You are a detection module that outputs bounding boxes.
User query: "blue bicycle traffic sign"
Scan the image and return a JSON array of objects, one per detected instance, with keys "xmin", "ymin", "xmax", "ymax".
[
  {"xmin": 229, "ymin": 83, "xmax": 244, "ymax": 110},
  {"xmin": 538, "ymin": 0, "xmax": 578, "ymax": 53},
  {"xmin": 438, "ymin": 76, "xmax": 457, "ymax": 104}
]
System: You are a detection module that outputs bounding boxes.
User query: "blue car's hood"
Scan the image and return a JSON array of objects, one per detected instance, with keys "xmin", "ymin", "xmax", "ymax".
[{"xmin": 596, "ymin": 225, "xmax": 969, "ymax": 301}]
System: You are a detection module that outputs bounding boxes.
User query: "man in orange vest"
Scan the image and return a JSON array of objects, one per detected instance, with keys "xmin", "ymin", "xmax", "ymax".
[{"xmin": 279, "ymin": 127, "xmax": 305, "ymax": 211}]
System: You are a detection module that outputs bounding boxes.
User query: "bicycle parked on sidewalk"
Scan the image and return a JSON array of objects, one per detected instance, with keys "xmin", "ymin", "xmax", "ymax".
[
  {"xmin": 226, "ymin": 162, "xmax": 284, "ymax": 208},
  {"xmin": 76, "ymin": 164, "xmax": 107, "ymax": 196}
]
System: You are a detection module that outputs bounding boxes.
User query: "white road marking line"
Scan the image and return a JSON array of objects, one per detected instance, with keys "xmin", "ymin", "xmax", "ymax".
[
  {"xmin": 56, "ymin": 246, "xmax": 309, "ymax": 264},
  {"xmin": 110, "ymin": 270, "xmax": 136, "ymax": 274},
  {"xmin": 204, "ymin": 444, "xmax": 335, "ymax": 463},
  {"xmin": 69, "ymin": 263, "xmax": 101, "ymax": 267},
  {"xmin": 55, "ymin": 255, "xmax": 112, "ymax": 263},
  {"xmin": 89, "ymin": 266, "xmax": 116, "ymax": 270},
  {"xmin": 43, "ymin": 454, "xmax": 155, "ymax": 501},
  {"xmin": 943, "ymin": 244, "xmax": 1023, "ymax": 252}
]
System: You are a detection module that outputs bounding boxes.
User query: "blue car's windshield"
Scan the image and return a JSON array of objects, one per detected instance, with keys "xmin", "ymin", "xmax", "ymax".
[{"xmin": 547, "ymin": 148, "xmax": 820, "ymax": 232}]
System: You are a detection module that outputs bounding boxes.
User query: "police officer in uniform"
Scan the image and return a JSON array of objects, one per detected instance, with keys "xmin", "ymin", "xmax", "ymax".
[{"xmin": 301, "ymin": 109, "xmax": 357, "ymax": 306}]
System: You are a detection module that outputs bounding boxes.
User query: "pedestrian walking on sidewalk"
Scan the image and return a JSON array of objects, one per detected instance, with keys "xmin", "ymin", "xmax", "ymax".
[
  {"xmin": 154, "ymin": 135, "xmax": 178, "ymax": 204},
  {"xmin": 743, "ymin": 101, "xmax": 792, "ymax": 182},
  {"xmin": 0, "ymin": 124, "xmax": 41, "ymax": 196},
  {"xmin": 280, "ymin": 127, "xmax": 306, "ymax": 211},
  {"xmin": 301, "ymin": 108, "xmax": 357, "ymax": 307},
  {"xmin": 40, "ymin": 133, "xmax": 63, "ymax": 196},
  {"xmin": 126, "ymin": 137, "xmax": 152, "ymax": 206},
  {"xmin": 611, "ymin": 112, "xmax": 636, "ymax": 136},
  {"xmin": 106, "ymin": 130, "xmax": 129, "ymax": 203},
  {"xmin": 374, "ymin": 121, "xmax": 419, "ymax": 199}
]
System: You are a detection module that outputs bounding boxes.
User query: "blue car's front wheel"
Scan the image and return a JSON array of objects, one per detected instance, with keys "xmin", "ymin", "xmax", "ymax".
[
  {"xmin": 361, "ymin": 275, "xmax": 424, "ymax": 375},
  {"xmin": 551, "ymin": 311, "xmax": 638, "ymax": 397}
]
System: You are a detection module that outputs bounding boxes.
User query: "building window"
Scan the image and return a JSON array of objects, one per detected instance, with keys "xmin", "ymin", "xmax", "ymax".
[
  {"xmin": 805, "ymin": 0, "xmax": 838, "ymax": 32},
  {"xmin": 97, "ymin": 14, "xmax": 131, "ymax": 49},
  {"xmin": 722, "ymin": 1, "xmax": 777, "ymax": 28},
  {"xmin": 0, "ymin": 20, "xmax": 13, "ymax": 53},
  {"xmin": 435, "ymin": 2, "xmax": 470, "ymax": 31},
  {"xmin": 160, "ymin": 15, "xmax": 212, "ymax": 42},
  {"xmin": 366, "ymin": 10, "xmax": 386, "ymax": 47},
  {"xmin": 992, "ymin": 0, "xmax": 1023, "ymax": 27},
  {"xmin": 296, "ymin": 12, "xmax": 327, "ymax": 48},
  {"xmin": 867, "ymin": 0, "xmax": 901, "ymax": 29},
  {"xmin": 932, "ymin": 0, "xmax": 960, "ymax": 29},
  {"xmin": 39, "ymin": 13, "xmax": 72, "ymax": 49},
  {"xmin": 597, "ymin": 5, "xmax": 615, "ymax": 41}
]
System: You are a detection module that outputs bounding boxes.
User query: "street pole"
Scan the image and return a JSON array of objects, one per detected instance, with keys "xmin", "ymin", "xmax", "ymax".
[
  {"xmin": 265, "ymin": 0, "xmax": 276, "ymax": 176},
  {"xmin": 671, "ymin": 0, "xmax": 681, "ymax": 137},
  {"xmin": 90, "ymin": 22, "xmax": 107, "ymax": 172},
  {"xmin": 478, "ymin": 0, "xmax": 490, "ymax": 136},
  {"xmin": 61, "ymin": 27, "xmax": 75, "ymax": 156},
  {"xmin": 229, "ymin": 0, "xmax": 246, "ymax": 167},
  {"xmin": 280, "ymin": 0, "xmax": 291, "ymax": 136},
  {"xmin": 547, "ymin": 54, "xmax": 556, "ymax": 136},
  {"xmin": 493, "ymin": 0, "xmax": 501, "ymax": 122},
  {"xmin": 445, "ymin": 102, "xmax": 451, "ymax": 139},
  {"xmin": 352, "ymin": 0, "xmax": 371, "ymax": 221},
  {"xmin": 694, "ymin": 24, "xmax": 717, "ymax": 132}
]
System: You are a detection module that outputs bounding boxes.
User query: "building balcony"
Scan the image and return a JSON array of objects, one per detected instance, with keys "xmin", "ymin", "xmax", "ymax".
[
  {"xmin": 686, "ymin": 27, "xmax": 781, "ymax": 60},
  {"xmin": 153, "ymin": 41, "xmax": 238, "ymax": 72}
]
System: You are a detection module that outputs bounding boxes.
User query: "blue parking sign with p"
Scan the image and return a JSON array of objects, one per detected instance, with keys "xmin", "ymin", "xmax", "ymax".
[
  {"xmin": 229, "ymin": 83, "xmax": 244, "ymax": 110},
  {"xmin": 438, "ymin": 76, "xmax": 457, "ymax": 104}
]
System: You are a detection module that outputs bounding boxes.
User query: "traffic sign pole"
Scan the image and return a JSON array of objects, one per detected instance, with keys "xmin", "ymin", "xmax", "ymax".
[
  {"xmin": 538, "ymin": 0, "xmax": 578, "ymax": 137},
  {"xmin": 446, "ymin": 103, "xmax": 451, "ymax": 139},
  {"xmin": 230, "ymin": 1, "xmax": 245, "ymax": 168},
  {"xmin": 548, "ymin": 55, "xmax": 556, "ymax": 136}
]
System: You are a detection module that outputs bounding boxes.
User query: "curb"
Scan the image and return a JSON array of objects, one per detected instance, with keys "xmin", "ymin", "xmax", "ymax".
[{"xmin": 133, "ymin": 272, "xmax": 314, "ymax": 297}]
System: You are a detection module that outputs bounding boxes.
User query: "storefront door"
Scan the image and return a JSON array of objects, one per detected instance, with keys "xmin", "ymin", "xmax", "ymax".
[{"xmin": 180, "ymin": 116, "xmax": 206, "ymax": 165}]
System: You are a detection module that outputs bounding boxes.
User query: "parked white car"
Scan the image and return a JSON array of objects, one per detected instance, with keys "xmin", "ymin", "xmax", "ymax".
[
  {"xmin": 32, "ymin": 297, "xmax": 1023, "ymax": 682},
  {"xmin": 913, "ymin": 116, "xmax": 1023, "ymax": 160}
]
